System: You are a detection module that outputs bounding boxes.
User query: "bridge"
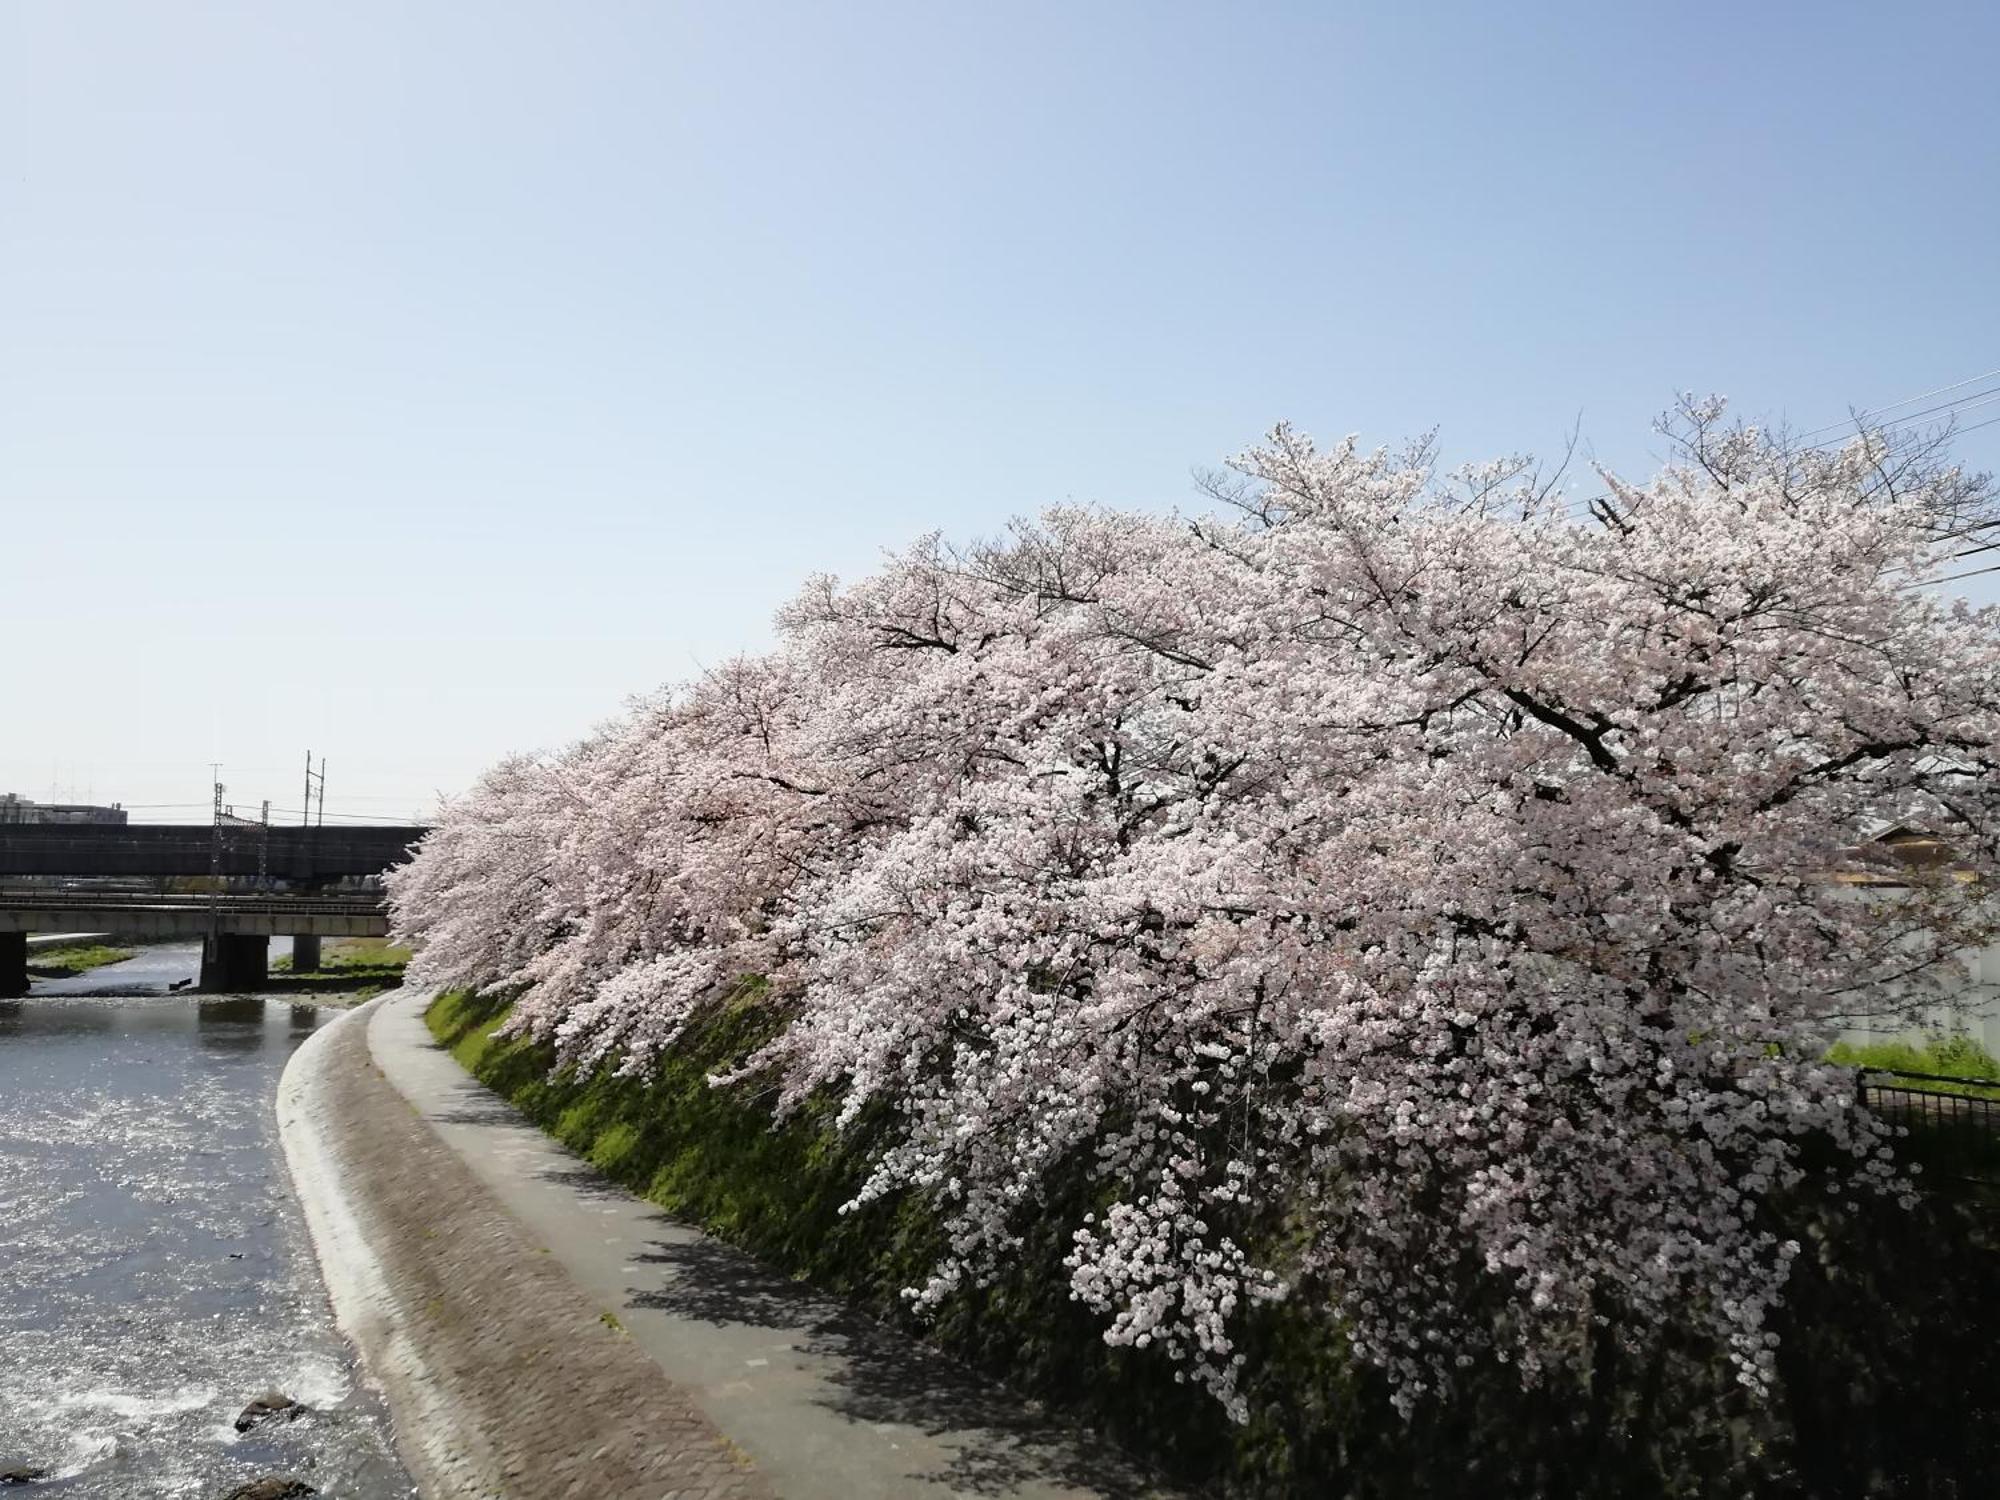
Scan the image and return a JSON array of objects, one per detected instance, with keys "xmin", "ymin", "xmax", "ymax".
[
  {"xmin": 0, "ymin": 823, "xmax": 426, "ymax": 995},
  {"xmin": 0, "ymin": 822, "xmax": 426, "ymax": 879}
]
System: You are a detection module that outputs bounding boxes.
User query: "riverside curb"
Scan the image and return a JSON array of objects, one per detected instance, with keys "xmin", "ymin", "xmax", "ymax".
[
  {"xmin": 276, "ymin": 997, "xmax": 462, "ymax": 1493},
  {"xmin": 274, "ymin": 1000, "xmax": 442, "ymax": 1496}
]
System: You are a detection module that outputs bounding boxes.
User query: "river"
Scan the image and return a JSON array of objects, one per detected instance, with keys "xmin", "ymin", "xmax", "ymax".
[{"xmin": 0, "ymin": 942, "xmax": 413, "ymax": 1498}]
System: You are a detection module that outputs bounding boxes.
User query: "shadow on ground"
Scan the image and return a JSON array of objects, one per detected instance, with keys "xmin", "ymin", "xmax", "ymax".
[{"xmin": 627, "ymin": 1238, "xmax": 1165, "ymax": 1498}]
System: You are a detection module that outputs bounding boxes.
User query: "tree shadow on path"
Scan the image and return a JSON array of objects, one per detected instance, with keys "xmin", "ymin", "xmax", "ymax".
[{"xmin": 628, "ymin": 1236, "xmax": 1170, "ymax": 1498}]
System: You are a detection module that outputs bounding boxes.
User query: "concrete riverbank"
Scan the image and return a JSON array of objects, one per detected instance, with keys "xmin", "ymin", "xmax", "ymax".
[
  {"xmin": 279, "ymin": 990, "xmax": 1167, "ymax": 1500},
  {"xmin": 278, "ymin": 998, "xmax": 769, "ymax": 1499}
]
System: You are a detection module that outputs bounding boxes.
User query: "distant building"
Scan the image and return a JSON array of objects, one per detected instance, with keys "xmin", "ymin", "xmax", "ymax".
[
  {"xmin": 1838, "ymin": 826, "xmax": 1999, "ymax": 1057},
  {"xmin": 0, "ymin": 793, "xmax": 129, "ymax": 826}
]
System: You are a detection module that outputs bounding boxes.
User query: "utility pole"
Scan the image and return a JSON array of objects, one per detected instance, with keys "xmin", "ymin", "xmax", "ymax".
[
  {"xmin": 208, "ymin": 766, "xmax": 225, "ymax": 946},
  {"xmin": 302, "ymin": 751, "xmax": 326, "ymax": 829}
]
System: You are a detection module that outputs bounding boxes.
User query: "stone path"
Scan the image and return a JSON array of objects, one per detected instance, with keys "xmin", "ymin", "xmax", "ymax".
[{"xmin": 282, "ymin": 991, "xmax": 1173, "ymax": 1499}]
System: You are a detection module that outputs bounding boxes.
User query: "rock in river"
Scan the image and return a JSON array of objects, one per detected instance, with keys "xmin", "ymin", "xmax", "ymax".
[
  {"xmin": 0, "ymin": 1463, "xmax": 50, "ymax": 1486},
  {"xmin": 234, "ymin": 1391, "xmax": 309, "ymax": 1433},
  {"xmin": 219, "ymin": 1478, "xmax": 317, "ymax": 1500}
]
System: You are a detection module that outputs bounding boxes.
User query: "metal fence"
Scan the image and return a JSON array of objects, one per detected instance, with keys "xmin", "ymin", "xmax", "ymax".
[{"xmin": 1858, "ymin": 1069, "xmax": 2000, "ymax": 1187}]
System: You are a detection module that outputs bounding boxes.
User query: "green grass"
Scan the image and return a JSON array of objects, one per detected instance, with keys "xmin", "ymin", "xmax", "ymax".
[
  {"xmin": 266, "ymin": 937, "xmax": 411, "ymax": 996},
  {"xmin": 272, "ymin": 936, "xmax": 412, "ymax": 976},
  {"xmin": 1828, "ymin": 1032, "xmax": 2000, "ymax": 1100},
  {"xmin": 25, "ymin": 943, "xmax": 136, "ymax": 978}
]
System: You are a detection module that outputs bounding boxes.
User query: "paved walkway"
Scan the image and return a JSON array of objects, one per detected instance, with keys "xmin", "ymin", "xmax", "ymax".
[{"xmin": 289, "ymin": 989, "xmax": 1170, "ymax": 1499}]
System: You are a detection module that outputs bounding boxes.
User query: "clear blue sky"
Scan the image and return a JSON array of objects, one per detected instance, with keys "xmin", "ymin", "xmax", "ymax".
[{"xmin": 4, "ymin": 2, "xmax": 1997, "ymax": 821}]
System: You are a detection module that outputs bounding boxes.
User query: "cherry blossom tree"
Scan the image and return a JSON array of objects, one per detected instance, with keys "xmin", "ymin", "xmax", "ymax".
[{"xmin": 389, "ymin": 405, "xmax": 2000, "ymax": 1422}]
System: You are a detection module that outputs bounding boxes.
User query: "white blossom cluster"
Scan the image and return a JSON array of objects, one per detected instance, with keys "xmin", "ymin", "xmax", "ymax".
[{"xmin": 389, "ymin": 409, "xmax": 2000, "ymax": 1419}]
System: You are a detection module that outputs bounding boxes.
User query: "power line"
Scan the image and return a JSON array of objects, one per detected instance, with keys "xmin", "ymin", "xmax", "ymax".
[
  {"xmin": 1914, "ymin": 388, "xmax": 2000, "ymax": 425},
  {"xmin": 1792, "ymin": 367, "xmax": 2000, "ymax": 442},
  {"xmin": 1545, "ymin": 377, "xmax": 2000, "ymax": 527},
  {"xmin": 1949, "ymin": 411, "xmax": 2000, "ymax": 440},
  {"xmin": 1867, "ymin": 414, "xmax": 2000, "ymax": 573},
  {"xmin": 1925, "ymin": 561, "xmax": 2000, "ymax": 588},
  {"xmin": 1795, "ymin": 388, "xmax": 2000, "ymax": 454},
  {"xmin": 265, "ymin": 805, "xmax": 424, "ymax": 823},
  {"xmin": 1546, "ymin": 379, "xmax": 1998, "ymax": 521}
]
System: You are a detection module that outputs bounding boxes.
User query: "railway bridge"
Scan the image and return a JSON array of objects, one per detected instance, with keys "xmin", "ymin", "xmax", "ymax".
[{"xmin": 0, "ymin": 822, "xmax": 426, "ymax": 994}]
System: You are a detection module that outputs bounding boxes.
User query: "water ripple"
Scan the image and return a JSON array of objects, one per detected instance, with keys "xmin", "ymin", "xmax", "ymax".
[{"xmin": 0, "ymin": 982, "xmax": 412, "ymax": 1499}]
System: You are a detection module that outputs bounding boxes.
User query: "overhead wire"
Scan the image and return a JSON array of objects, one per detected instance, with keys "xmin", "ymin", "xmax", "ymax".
[
  {"xmin": 1949, "ymin": 411, "xmax": 2000, "ymax": 440},
  {"xmin": 1870, "ymin": 413, "xmax": 2000, "ymax": 579},
  {"xmin": 1922, "ymin": 561, "xmax": 2000, "ymax": 588},
  {"xmin": 1503, "ymin": 370, "xmax": 2000, "ymax": 596},
  {"xmin": 1797, "ymin": 390, "xmax": 2000, "ymax": 456},
  {"xmin": 1793, "ymin": 386, "xmax": 2000, "ymax": 449},
  {"xmin": 1790, "ymin": 367, "xmax": 2000, "ymax": 442},
  {"xmin": 1545, "ymin": 374, "xmax": 2000, "ymax": 530},
  {"xmin": 264, "ymin": 805, "xmax": 427, "ymax": 823}
]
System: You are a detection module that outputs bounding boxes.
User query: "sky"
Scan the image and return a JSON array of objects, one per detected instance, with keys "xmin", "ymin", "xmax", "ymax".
[{"xmin": 4, "ymin": 1, "xmax": 1998, "ymax": 823}]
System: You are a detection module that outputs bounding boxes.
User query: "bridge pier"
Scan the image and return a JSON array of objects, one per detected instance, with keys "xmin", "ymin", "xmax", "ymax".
[
  {"xmin": 1, "ymin": 931, "xmax": 25, "ymax": 998},
  {"xmin": 200, "ymin": 933, "xmax": 269, "ymax": 993},
  {"xmin": 291, "ymin": 934, "xmax": 323, "ymax": 973}
]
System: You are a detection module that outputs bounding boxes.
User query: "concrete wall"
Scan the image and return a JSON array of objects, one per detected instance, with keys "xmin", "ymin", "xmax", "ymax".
[{"xmin": 1837, "ymin": 937, "xmax": 2000, "ymax": 1060}]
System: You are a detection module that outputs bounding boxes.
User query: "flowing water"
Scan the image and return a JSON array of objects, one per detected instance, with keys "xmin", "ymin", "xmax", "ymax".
[{"xmin": 0, "ymin": 944, "xmax": 412, "ymax": 1498}]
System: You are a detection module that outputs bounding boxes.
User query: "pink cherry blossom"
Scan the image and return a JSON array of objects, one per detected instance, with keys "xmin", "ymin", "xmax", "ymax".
[{"xmin": 389, "ymin": 404, "xmax": 2000, "ymax": 1419}]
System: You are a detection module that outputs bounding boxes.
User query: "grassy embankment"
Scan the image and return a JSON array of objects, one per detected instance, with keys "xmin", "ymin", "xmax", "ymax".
[
  {"xmin": 1827, "ymin": 1032, "xmax": 2000, "ymax": 1099},
  {"xmin": 428, "ymin": 987, "xmax": 2000, "ymax": 1497},
  {"xmin": 269, "ymin": 937, "xmax": 412, "ymax": 999},
  {"xmin": 25, "ymin": 943, "xmax": 137, "ymax": 978}
]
